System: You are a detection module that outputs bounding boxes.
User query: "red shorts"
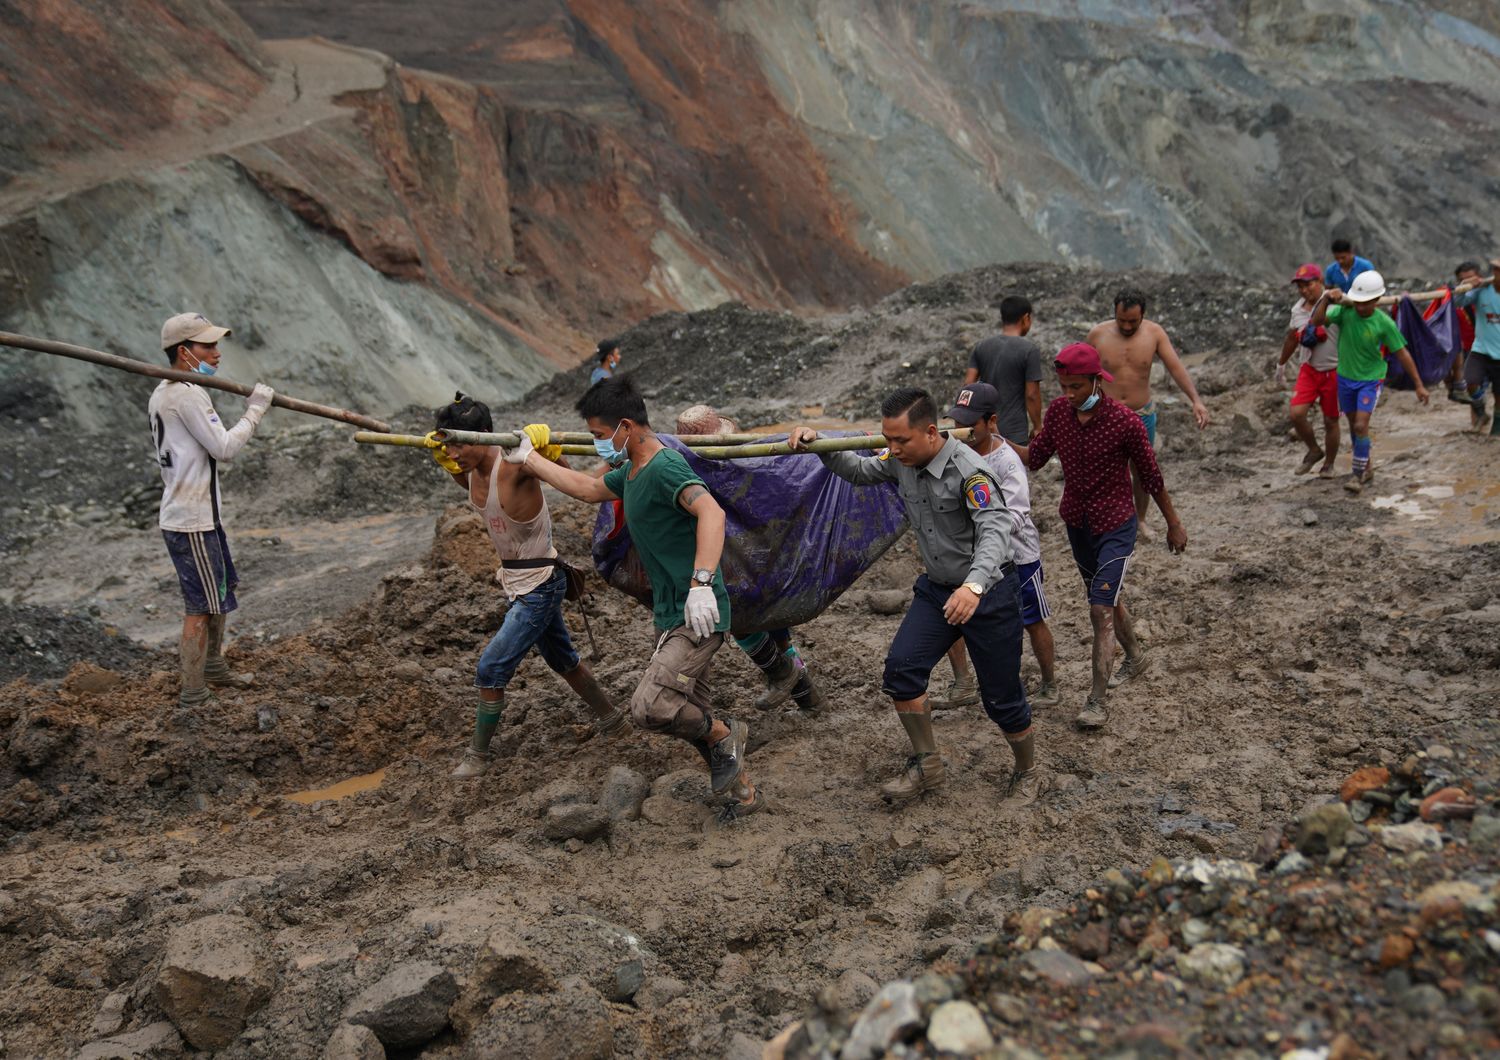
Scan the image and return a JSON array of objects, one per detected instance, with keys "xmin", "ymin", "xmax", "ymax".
[{"xmin": 1291, "ymin": 363, "xmax": 1339, "ymax": 417}]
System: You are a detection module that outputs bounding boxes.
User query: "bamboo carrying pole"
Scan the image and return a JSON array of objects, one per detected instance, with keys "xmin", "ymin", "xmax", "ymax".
[
  {"xmin": 356, "ymin": 426, "xmax": 974, "ymax": 460},
  {"xmin": 1371, "ymin": 275, "xmax": 1492, "ymax": 308},
  {"xmin": 0, "ymin": 331, "xmax": 393, "ymax": 433}
]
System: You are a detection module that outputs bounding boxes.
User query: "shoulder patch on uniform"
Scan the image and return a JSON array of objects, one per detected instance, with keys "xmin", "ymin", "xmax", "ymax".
[
  {"xmin": 964, "ymin": 471, "xmax": 994, "ymax": 509},
  {"xmin": 877, "ymin": 448, "xmax": 891, "ymax": 461}
]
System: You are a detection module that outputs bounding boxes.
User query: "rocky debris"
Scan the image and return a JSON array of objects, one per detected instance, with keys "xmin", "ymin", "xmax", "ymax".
[
  {"xmin": 862, "ymin": 590, "xmax": 909, "ymax": 616},
  {"xmin": 1420, "ymin": 786, "xmax": 1476, "ymax": 821},
  {"xmin": 344, "ymin": 961, "xmax": 458, "ymax": 1049},
  {"xmin": 841, "ymin": 981, "xmax": 922, "ymax": 1060},
  {"xmin": 1019, "ymin": 950, "xmax": 1095, "ymax": 989},
  {"xmin": 1294, "ymin": 801, "xmax": 1352, "ymax": 857},
  {"xmin": 152, "ymin": 914, "xmax": 276, "ymax": 1050},
  {"xmin": 450, "ymin": 927, "xmax": 558, "ymax": 1038},
  {"xmin": 75, "ymin": 1021, "xmax": 185, "ymax": 1060},
  {"xmin": 1378, "ymin": 820, "xmax": 1443, "ymax": 854},
  {"xmin": 636, "ymin": 975, "xmax": 689, "ymax": 1009},
  {"xmin": 1175, "ymin": 943, "xmax": 1247, "ymax": 988},
  {"xmin": 1471, "ymin": 814, "xmax": 1500, "ymax": 852},
  {"xmin": 519, "ymin": 915, "xmax": 647, "ymax": 1003},
  {"xmin": 460, "ymin": 978, "xmax": 613, "ymax": 1060},
  {"xmin": 597, "ymin": 765, "xmax": 650, "ymax": 821},
  {"xmin": 90, "ymin": 990, "xmax": 132, "ymax": 1038},
  {"xmin": 321, "ymin": 1022, "xmax": 385, "ymax": 1060},
  {"xmin": 925, "ymin": 1000, "xmax": 993, "ymax": 1055},
  {"xmin": 542, "ymin": 800, "xmax": 612, "ymax": 842},
  {"xmin": 1339, "ymin": 766, "xmax": 1390, "ymax": 803},
  {"xmin": 0, "ymin": 603, "xmax": 151, "ymax": 682},
  {"xmin": 827, "ymin": 970, "xmax": 879, "ymax": 1012}
]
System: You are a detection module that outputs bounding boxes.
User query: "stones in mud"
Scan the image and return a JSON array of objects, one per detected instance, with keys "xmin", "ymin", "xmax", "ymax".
[
  {"xmin": 461, "ymin": 979, "xmax": 612, "ymax": 1060},
  {"xmin": 1339, "ymin": 766, "xmax": 1390, "ymax": 803},
  {"xmin": 635, "ymin": 975, "xmax": 689, "ymax": 1009},
  {"xmin": 841, "ymin": 980, "xmax": 922, "ymax": 1060},
  {"xmin": 542, "ymin": 801, "xmax": 611, "ymax": 842},
  {"xmin": 520, "ymin": 915, "xmax": 647, "ymax": 1003},
  {"xmin": 344, "ymin": 961, "xmax": 458, "ymax": 1049},
  {"xmin": 450, "ymin": 927, "xmax": 558, "ymax": 1037},
  {"xmin": 1378, "ymin": 820, "xmax": 1442, "ymax": 854},
  {"xmin": 321, "ymin": 1022, "xmax": 385, "ymax": 1060},
  {"xmin": 864, "ymin": 589, "xmax": 910, "ymax": 615},
  {"xmin": 1175, "ymin": 942, "xmax": 1247, "ymax": 988},
  {"xmin": 1020, "ymin": 949, "xmax": 1095, "ymax": 989},
  {"xmin": 153, "ymin": 913, "xmax": 276, "ymax": 1049},
  {"xmin": 598, "ymin": 765, "xmax": 650, "ymax": 821},
  {"xmin": 1470, "ymin": 814, "xmax": 1500, "ymax": 852},
  {"xmin": 926, "ymin": 1000, "xmax": 994, "ymax": 1055},
  {"xmin": 1294, "ymin": 802, "xmax": 1351, "ymax": 857},
  {"xmin": 75, "ymin": 1021, "xmax": 185, "ymax": 1060},
  {"xmin": 828, "ymin": 969, "xmax": 879, "ymax": 1012},
  {"xmin": 1419, "ymin": 787, "xmax": 1475, "ymax": 821},
  {"xmin": 90, "ymin": 990, "xmax": 131, "ymax": 1038},
  {"xmin": 1070, "ymin": 920, "xmax": 1111, "ymax": 960}
]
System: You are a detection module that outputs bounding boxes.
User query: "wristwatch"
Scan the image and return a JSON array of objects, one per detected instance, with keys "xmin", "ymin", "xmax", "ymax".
[
  {"xmin": 963, "ymin": 581, "xmax": 984, "ymax": 596},
  {"xmin": 692, "ymin": 568, "xmax": 714, "ymax": 586}
]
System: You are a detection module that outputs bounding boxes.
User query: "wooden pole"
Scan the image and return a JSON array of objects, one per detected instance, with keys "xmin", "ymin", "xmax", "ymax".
[
  {"xmin": 1373, "ymin": 277, "xmax": 1491, "ymax": 308},
  {"xmin": 389, "ymin": 426, "xmax": 974, "ymax": 460},
  {"xmin": 354, "ymin": 431, "xmax": 597, "ymax": 456},
  {"xmin": 0, "ymin": 330, "xmax": 392, "ymax": 432}
]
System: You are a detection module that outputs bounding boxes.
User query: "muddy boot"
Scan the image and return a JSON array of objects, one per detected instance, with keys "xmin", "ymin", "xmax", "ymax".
[
  {"xmin": 880, "ymin": 753, "xmax": 946, "ymax": 803},
  {"xmin": 454, "ymin": 697, "xmax": 502, "ymax": 779},
  {"xmin": 1003, "ymin": 730, "xmax": 1040, "ymax": 806},
  {"xmin": 1107, "ymin": 647, "xmax": 1150, "ymax": 689},
  {"xmin": 203, "ymin": 658, "xmax": 254, "ymax": 690},
  {"xmin": 571, "ymin": 670, "xmax": 628, "ymax": 737},
  {"xmin": 177, "ymin": 686, "xmax": 214, "ymax": 710},
  {"xmin": 1075, "ymin": 696, "xmax": 1108, "ymax": 731},
  {"xmin": 709, "ymin": 719, "xmax": 749, "ymax": 794},
  {"xmin": 1031, "ymin": 679, "xmax": 1061, "ymax": 708},
  {"xmin": 753, "ymin": 651, "xmax": 801, "ymax": 711},
  {"xmin": 929, "ymin": 669, "xmax": 979, "ymax": 711},
  {"xmin": 791, "ymin": 671, "xmax": 826, "ymax": 713},
  {"xmin": 717, "ymin": 774, "xmax": 766, "ymax": 823}
]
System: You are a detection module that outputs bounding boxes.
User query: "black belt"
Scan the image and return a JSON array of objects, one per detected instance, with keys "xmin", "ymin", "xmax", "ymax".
[
  {"xmin": 931, "ymin": 561, "xmax": 1015, "ymax": 589},
  {"xmin": 500, "ymin": 557, "xmax": 562, "ymax": 570}
]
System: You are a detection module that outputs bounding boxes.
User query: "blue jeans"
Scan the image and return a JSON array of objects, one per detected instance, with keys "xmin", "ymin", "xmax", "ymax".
[{"xmin": 475, "ymin": 567, "xmax": 580, "ymax": 689}]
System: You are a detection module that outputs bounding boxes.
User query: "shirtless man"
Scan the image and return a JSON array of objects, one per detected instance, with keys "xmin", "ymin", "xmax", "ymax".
[
  {"xmin": 1087, "ymin": 289, "xmax": 1210, "ymax": 530},
  {"xmin": 430, "ymin": 393, "xmax": 627, "ymax": 778}
]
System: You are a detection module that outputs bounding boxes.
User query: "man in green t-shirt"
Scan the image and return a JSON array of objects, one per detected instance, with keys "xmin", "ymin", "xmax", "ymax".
[
  {"xmin": 1310, "ymin": 270, "xmax": 1430, "ymax": 494},
  {"xmin": 508, "ymin": 376, "xmax": 760, "ymax": 820}
]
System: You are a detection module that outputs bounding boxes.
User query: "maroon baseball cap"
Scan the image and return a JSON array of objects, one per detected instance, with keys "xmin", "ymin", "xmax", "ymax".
[
  {"xmin": 1291, "ymin": 263, "xmax": 1322, "ymax": 283},
  {"xmin": 1053, "ymin": 342, "xmax": 1114, "ymax": 381},
  {"xmin": 948, "ymin": 382, "xmax": 999, "ymax": 425}
]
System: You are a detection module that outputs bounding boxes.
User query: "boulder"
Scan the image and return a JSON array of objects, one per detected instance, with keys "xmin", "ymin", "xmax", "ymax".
[
  {"xmin": 864, "ymin": 589, "xmax": 909, "ymax": 615},
  {"xmin": 451, "ymin": 926, "xmax": 559, "ymax": 1038},
  {"xmin": 542, "ymin": 802, "xmax": 612, "ymax": 842},
  {"xmin": 1378, "ymin": 820, "xmax": 1443, "ymax": 854},
  {"xmin": 75, "ymin": 1021, "xmax": 185, "ymax": 1059},
  {"xmin": 1295, "ymin": 802, "xmax": 1352, "ymax": 856},
  {"xmin": 344, "ymin": 961, "xmax": 458, "ymax": 1049},
  {"xmin": 926, "ymin": 1000, "xmax": 994, "ymax": 1055},
  {"xmin": 90, "ymin": 990, "xmax": 131, "ymax": 1038},
  {"xmin": 153, "ymin": 914, "xmax": 276, "ymax": 1049},
  {"xmin": 322, "ymin": 1022, "xmax": 386, "ymax": 1060},
  {"xmin": 597, "ymin": 766, "xmax": 650, "ymax": 821},
  {"xmin": 461, "ymin": 979, "xmax": 613, "ymax": 1060},
  {"xmin": 1176, "ymin": 943, "xmax": 1246, "ymax": 988},
  {"xmin": 841, "ymin": 981, "xmax": 921, "ymax": 1060},
  {"xmin": 520, "ymin": 915, "xmax": 647, "ymax": 1002},
  {"xmin": 1021, "ymin": 950, "xmax": 1095, "ymax": 989}
]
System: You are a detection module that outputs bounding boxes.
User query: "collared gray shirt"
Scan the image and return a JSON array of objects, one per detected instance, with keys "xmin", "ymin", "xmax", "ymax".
[{"xmin": 820, "ymin": 437, "xmax": 1013, "ymax": 589}]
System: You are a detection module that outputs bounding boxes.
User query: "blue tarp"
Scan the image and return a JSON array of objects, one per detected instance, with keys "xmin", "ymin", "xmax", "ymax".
[
  {"xmin": 1390, "ymin": 295, "xmax": 1462, "ymax": 389},
  {"xmin": 591, "ymin": 434, "xmax": 907, "ymax": 635}
]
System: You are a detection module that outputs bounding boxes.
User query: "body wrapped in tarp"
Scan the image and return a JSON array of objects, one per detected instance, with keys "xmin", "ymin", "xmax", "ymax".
[
  {"xmin": 591, "ymin": 434, "xmax": 906, "ymax": 635},
  {"xmin": 1388, "ymin": 295, "xmax": 1461, "ymax": 388}
]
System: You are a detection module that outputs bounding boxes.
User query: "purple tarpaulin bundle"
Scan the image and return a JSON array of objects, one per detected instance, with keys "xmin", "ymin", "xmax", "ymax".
[
  {"xmin": 591, "ymin": 435, "xmax": 907, "ymax": 635},
  {"xmin": 1389, "ymin": 295, "xmax": 1462, "ymax": 389}
]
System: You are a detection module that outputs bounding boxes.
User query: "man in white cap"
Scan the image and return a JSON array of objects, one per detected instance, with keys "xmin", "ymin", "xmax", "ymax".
[
  {"xmin": 149, "ymin": 313, "xmax": 275, "ymax": 710},
  {"xmin": 1309, "ymin": 272, "xmax": 1430, "ymax": 493}
]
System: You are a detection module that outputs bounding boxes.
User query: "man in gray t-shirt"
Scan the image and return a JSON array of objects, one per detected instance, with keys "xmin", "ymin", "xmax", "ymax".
[{"xmin": 964, "ymin": 294, "xmax": 1043, "ymax": 441}]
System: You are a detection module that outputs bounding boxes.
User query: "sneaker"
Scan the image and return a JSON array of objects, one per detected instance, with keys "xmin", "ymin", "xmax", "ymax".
[
  {"xmin": 717, "ymin": 779, "xmax": 766, "ymax": 823},
  {"xmin": 879, "ymin": 753, "xmax": 946, "ymax": 804},
  {"xmin": 1296, "ymin": 449, "xmax": 1323, "ymax": 475},
  {"xmin": 1448, "ymin": 384, "xmax": 1471, "ymax": 404},
  {"xmin": 1004, "ymin": 767, "xmax": 1042, "ymax": 806},
  {"xmin": 1317, "ymin": 464, "xmax": 1338, "ymax": 479},
  {"xmin": 709, "ymin": 719, "xmax": 748, "ymax": 793},
  {"xmin": 753, "ymin": 655, "xmax": 801, "ymax": 711},
  {"xmin": 1075, "ymin": 697, "xmax": 1108, "ymax": 730},
  {"xmin": 929, "ymin": 672, "xmax": 979, "ymax": 711},
  {"xmin": 1107, "ymin": 648, "xmax": 1150, "ymax": 689},
  {"xmin": 1031, "ymin": 680, "xmax": 1061, "ymax": 708},
  {"xmin": 451, "ymin": 749, "xmax": 492, "ymax": 778},
  {"xmin": 1343, "ymin": 473, "xmax": 1364, "ymax": 495},
  {"xmin": 593, "ymin": 709, "xmax": 630, "ymax": 738}
]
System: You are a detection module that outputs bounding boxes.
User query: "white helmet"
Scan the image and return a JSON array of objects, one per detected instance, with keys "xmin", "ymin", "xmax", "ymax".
[{"xmin": 1347, "ymin": 270, "xmax": 1386, "ymax": 302}]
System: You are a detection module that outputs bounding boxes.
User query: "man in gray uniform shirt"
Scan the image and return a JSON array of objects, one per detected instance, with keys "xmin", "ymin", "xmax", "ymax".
[{"xmin": 789, "ymin": 388, "xmax": 1040, "ymax": 805}]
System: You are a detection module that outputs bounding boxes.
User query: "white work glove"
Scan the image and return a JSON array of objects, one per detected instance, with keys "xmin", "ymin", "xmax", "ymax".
[
  {"xmin": 247, "ymin": 382, "xmax": 275, "ymax": 413},
  {"xmin": 1274, "ymin": 362, "xmax": 1287, "ymax": 388},
  {"xmin": 684, "ymin": 585, "xmax": 719, "ymax": 639},
  {"xmin": 502, "ymin": 430, "xmax": 534, "ymax": 465}
]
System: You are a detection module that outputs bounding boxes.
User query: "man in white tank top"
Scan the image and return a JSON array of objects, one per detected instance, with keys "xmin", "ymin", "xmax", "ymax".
[{"xmin": 431, "ymin": 394, "xmax": 627, "ymax": 778}]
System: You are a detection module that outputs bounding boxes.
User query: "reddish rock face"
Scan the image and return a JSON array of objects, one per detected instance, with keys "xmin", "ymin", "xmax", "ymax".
[{"xmin": 1338, "ymin": 767, "xmax": 1390, "ymax": 804}]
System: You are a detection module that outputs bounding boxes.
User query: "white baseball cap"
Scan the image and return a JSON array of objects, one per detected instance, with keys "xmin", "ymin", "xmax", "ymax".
[
  {"xmin": 161, "ymin": 312, "xmax": 231, "ymax": 350},
  {"xmin": 1347, "ymin": 271, "xmax": 1386, "ymax": 303}
]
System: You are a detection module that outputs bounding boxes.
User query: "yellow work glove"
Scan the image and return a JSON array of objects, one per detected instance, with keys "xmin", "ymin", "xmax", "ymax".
[
  {"xmin": 523, "ymin": 423, "xmax": 563, "ymax": 463},
  {"xmin": 424, "ymin": 431, "xmax": 462, "ymax": 474}
]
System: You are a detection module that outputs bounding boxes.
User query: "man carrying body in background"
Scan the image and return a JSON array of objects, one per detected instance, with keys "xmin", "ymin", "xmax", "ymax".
[
  {"xmin": 1454, "ymin": 259, "xmax": 1500, "ymax": 438},
  {"xmin": 1451, "ymin": 261, "xmax": 1492, "ymax": 431},
  {"xmin": 1324, "ymin": 238, "xmax": 1374, "ymax": 294},
  {"xmin": 428, "ymin": 394, "xmax": 627, "ymax": 778},
  {"xmin": 1309, "ymin": 271, "xmax": 1432, "ymax": 493},
  {"xmin": 1277, "ymin": 264, "xmax": 1342, "ymax": 477},
  {"xmin": 511, "ymin": 377, "xmax": 761, "ymax": 819},
  {"xmin": 964, "ymin": 295, "xmax": 1043, "ymax": 441},
  {"xmin": 789, "ymin": 389, "xmax": 1041, "ymax": 806},
  {"xmin": 149, "ymin": 313, "xmax": 274, "ymax": 713},
  {"xmin": 674, "ymin": 405, "xmax": 825, "ymax": 713},
  {"xmin": 1087, "ymin": 289, "xmax": 1209, "ymax": 537},
  {"xmin": 590, "ymin": 339, "xmax": 622, "ymax": 385},
  {"xmin": 930, "ymin": 383, "xmax": 1059, "ymax": 711},
  {"xmin": 1011, "ymin": 343, "xmax": 1188, "ymax": 732}
]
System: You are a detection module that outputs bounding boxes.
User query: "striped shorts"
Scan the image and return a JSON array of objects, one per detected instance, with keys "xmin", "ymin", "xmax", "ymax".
[
  {"xmin": 1016, "ymin": 559, "xmax": 1052, "ymax": 627},
  {"xmin": 162, "ymin": 526, "xmax": 239, "ymax": 615}
]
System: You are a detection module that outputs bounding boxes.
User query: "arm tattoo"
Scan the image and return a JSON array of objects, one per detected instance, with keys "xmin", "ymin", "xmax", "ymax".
[{"xmin": 679, "ymin": 484, "xmax": 708, "ymax": 510}]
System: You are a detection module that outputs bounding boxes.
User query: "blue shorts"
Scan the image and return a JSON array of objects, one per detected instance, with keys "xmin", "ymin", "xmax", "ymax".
[
  {"xmin": 1016, "ymin": 560, "xmax": 1051, "ymax": 627},
  {"xmin": 163, "ymin": 527, "xmax": 238, "ymax": 615},
  {"xmin": 1337, "ymin": 375, "xmax": 1383, "ymax": 416},
  {"xmin": 1066, "ymin": 515, "xmax": 1136, "ymax": 607},
  {"xmin": 882, "ymin": 571, "xmax": 1031, "ymax": 734},
  {"xmin": 1136, "ymin": 401, "xmax": 1158, "ymax": 446},
  {"xmin": 475, "ymin": 567, "xmax": 581, "ymax": 689}
]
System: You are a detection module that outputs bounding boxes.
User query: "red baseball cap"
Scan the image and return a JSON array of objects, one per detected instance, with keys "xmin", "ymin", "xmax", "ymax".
[
  {"xmin": 1291, "ymin": 263, "xmax": 1322, "ymax": 283},
  {"xmin": 1053, "ymin": 342, "xmax": 1114, "ymax": 381}
]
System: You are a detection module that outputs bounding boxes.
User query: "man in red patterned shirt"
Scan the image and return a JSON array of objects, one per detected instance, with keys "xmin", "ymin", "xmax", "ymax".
[{"xmin": 1011, "ymin": 343, "xmax": 1188, "ymax": 731}]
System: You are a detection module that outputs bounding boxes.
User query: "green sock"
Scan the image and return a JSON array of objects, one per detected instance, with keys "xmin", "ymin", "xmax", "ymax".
[{"xmin": 471, "ymin": 699, "xmax": 503, "ymax": 754}]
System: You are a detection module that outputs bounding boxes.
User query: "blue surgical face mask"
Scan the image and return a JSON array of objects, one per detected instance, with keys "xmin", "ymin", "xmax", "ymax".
[
  {"xmin": 1078, "ymin": 382, "xmax": 1101, "ymax": 411},
  {"xmin": 593, "ymin": 423, "xmax": 628, "ymax": 466},
  {"xmin": 184, "ymin": 346, "xmax": 217, "ymax": 376}
]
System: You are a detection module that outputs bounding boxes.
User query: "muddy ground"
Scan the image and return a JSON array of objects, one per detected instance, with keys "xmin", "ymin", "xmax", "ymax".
[{"xmin": 1, "ymin": 264, "xmax": 1497, "ymax": 1058}]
